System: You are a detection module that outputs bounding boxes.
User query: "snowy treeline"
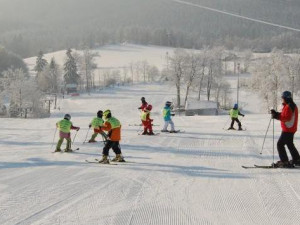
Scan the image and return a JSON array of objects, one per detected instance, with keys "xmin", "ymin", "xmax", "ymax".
[
  {"xmin": 251, "ymin": 49, "xmax": 300, "ymax": 110},
  {"xmin": 1, "ymin": 0, "xmax": 300, "ymax": 57},
  {"xmin": 166, "ymin": 48, "xmax": 231, "ymax": 109}
]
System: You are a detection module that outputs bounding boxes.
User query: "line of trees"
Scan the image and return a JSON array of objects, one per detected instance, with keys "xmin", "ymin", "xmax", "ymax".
[
  {"xmin": 251, "ymin": 49, "xmax": 300, "ymax": 110},
  {"xmin": 166, "ymin": 48, "xmax": 231, "ymax": 109}
]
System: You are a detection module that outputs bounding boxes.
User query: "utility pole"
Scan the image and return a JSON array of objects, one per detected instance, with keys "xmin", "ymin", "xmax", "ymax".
[{"xmin": 237, "ymin": 63, "xmax": 240, "ymax": 105}]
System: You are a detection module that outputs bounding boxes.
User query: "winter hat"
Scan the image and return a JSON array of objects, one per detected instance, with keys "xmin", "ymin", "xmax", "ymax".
[
  {"xmin": 64, "ymin": 114, "xmax": 71, "ymax": 120},
  {"xmin": 281, "ymin": 91, "xmax": 292, "ymax": 100},
  {"xmin": 97, "ymin": 110, "xmax": 103, "ymax": 118}
]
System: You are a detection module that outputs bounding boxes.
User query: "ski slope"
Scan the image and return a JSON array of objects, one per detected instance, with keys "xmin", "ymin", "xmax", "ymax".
[{"xmin": 1, "ymin": 83, "xmax": 300, "ymax": 225}]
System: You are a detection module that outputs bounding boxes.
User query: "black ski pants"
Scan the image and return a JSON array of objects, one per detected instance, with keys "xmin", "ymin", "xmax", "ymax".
[
  {"xmin": 277, "ymin": 132, "xmax": 300, "ymax": 162},
  {"xmin": 102, "ymin": 140, "xmax": 121, "ymax": 156},
  {"xmin": 230, "ymin": 118, "xmax": 241, "ymax": 128}
]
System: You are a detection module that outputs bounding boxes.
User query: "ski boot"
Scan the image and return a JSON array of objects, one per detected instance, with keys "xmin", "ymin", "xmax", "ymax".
[
  {"xmin": 169, "ymin": 130, "xmax": 177, "ymax": 133},
  {"xmin": 112, "ymin": 154, "xmax": 126, "ymax": 162},
  {"xmin": 141, "ymin": 130, "xmax": 148, "ymax": 135},
  {"xmin": 54, "ymin": 149, "xmax": 61, "ymax": 152},
  {"xmin": 161, "ymin": 129, "xmax": 169, "ymax": 132},
  {"xmin": 228, "ymin": 127, "xmax": 235, "ymax": 130},
  {"xmin": 238, "ymin": 126, "xmax": 243, "ymax": 131},
  {"xmin": 88, "ymin": 139, "xmax": 97, "ymax": 143},
  {"xmin": 148, "ymin": 131, "xmax": 155, "ymax": 135},
  {"xmin": 271, "ymin": 161, "xmax": 294, "ymax": 168},
  {"xmin": 290, "ymin": 159, "xmax": 300, "ymax": 166},
  {"xmin": 64, "ymin": 149, "xmax": 73, "ymax": 153},
  {"xmin": 98, "ymin": 155, "xmax": 109, "ymax": 164}
]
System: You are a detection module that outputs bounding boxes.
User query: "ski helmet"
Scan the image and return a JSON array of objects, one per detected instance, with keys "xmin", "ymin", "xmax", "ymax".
[
  {"xmin": 97, "ymin": 110, "xmax": 103, "ymax": 118},
  {"xmin": 234, "ymin": 104, "xmax": 238, "ymax": 109},
  {"xmin": 166, "ymin": 101, "xmax": 172, "ymax": 106},
  {"xmin": 103, "ymin": 109, "xmax": 111, "ymax": 119},
  {"xmin": 146, "ymin": 104, "xmax": 152, "ymax": 111},
  {"xmin": 64, "ymin": 114, "xmax": 71, "ymax": 120},
  {"xmin": 281, "ymin": 91, "xmax": 292, "ymax": 99},
  {"xmin": 141, "ymin": 97, "xmax": 146, "ymax": 101}
]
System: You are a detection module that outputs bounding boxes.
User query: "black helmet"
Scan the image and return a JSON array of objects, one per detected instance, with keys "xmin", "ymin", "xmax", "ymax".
[
  {"xmin": 166, "ymin": 101, "xmax": 172, "ymax": 106},
  {"xmin": 281, "ymin": 91, "xmax": 292, "ymax": 100},
  {"xmin": 64, "ymin": 114, "xmax": 71, "ymax": 120},
  {"xmin": 141, "ymin": 97, "xmax": 145, "ymax": 101},
  {"xmin": 97, "ymin": 110, "xmax": 103, "ymax": 118}
]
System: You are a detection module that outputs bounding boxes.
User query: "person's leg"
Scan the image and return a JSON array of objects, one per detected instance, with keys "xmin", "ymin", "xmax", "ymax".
[
  {"xmin": 148, "ymin": 122, "xmax": 154, "ymax": 135},
  {"xmin": 236, "ymin": 118, "xmax": 242, "ymax": 130},
  {"xmin": 170, "ymin": 120, "xmax": 175, "ymax": 131},
  {"xmin": 111, "ymin": 141, "xmax": 125, "ymax": 162},
  {"xmin": 277, "ymin": 132, "xmax": 289, "ymax": 162},
  {"xmin": 99, "ymin": 140, "xmax": 113, "ymax": 163},
  {"xmin": 142, "ymin": 121, "xmax": 148, "ymax": 135},
  {"xmin": 55, "ymin": 138, "xmax": 64, "ymax": 151},
  {"xmin": 285, "ymin": 133, "xmax": 300, "ymax": 162},
  {"xmin": 89, "ymin": 132, "xmax": 98, "ymax": 142},
  {"xmin": 162, "ymin": 121, "xmax": 169, "ymax": 131},
  {"xmin": 65, "ymin": 138, "xmax": 72, "ymax": 151},
  {"xmin": 229, "ymin": 118, "xmax": 234, "ymax": 129}
]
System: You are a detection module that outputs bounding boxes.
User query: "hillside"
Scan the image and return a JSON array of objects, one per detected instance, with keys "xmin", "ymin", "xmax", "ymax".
[{"xmin": 1, "ymin": 0, "xmax": 300, "ymax": 57}]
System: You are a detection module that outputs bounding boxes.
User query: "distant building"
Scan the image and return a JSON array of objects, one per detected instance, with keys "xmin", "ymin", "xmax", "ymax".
[{"xmin": 185, "ymin": 100, "xmax": 218, "ymax": 116}]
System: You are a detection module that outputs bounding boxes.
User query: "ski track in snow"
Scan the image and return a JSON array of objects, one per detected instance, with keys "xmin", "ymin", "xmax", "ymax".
[{"xmin": 1, "ymin": 84, "xmax": 300, "ymax": 224}]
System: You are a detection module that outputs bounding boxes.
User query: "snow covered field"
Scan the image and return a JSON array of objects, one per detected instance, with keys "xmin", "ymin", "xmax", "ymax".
[{"xmin": 1, "ymin": 83, "xmax": 300, "ymax": 225}]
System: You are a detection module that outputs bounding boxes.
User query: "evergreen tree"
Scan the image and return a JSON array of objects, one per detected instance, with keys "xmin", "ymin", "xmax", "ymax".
[
  {"xmin": 64, "ymin": 49, "xmax": 79, "ymax": 85},
  {"xmin": 34, "ymin": 50, "xmax": 48, "ymax": 73},
  {"xmin": 49, "ymin": 57, "xmax": 60, "ymax": 93}
]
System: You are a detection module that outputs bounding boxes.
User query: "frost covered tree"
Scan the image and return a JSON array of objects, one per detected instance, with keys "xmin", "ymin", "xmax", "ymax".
[
  {"xmin": 64, "ymin": 49, "xmax": 80, "ymax": 85},
  {"xmin": 169, "ymin": 49, "xmax": 188, "ymax": 108},
  {"xmin": 80, "ymin": 47, "xmax": 98, "ymax": 93},
  {"xmin": 48, "ymin": 57, "xmax": 60, "ymax": 93},
  {"xmin": 34, "ymin": 51, "xmax": 48, "ymax": 73},
  {"xmin": 0, "ymin": 68, "xmax": 44, "ymax": 118}
]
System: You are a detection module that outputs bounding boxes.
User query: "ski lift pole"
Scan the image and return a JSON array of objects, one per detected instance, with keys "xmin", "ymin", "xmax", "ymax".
[{"xmin": 260, "ymin": 117, "xmax": 272, "ymax": 155}]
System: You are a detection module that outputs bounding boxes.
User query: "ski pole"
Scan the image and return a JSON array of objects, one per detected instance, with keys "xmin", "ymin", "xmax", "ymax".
[
  {"xmin": 72, "ymin": 130, "xmax": 78, "ymax": 145},
  {"xmin": 223, "ymin": 117, "xmax": 230, "ymax": 130},
  {"xmin": 83, "ymin": 127, "xmax": 91, "ymax": 144},
  {"xmin": 272, "ymin": 118, "xmax": 275, "ymax": 167},
  {"xmin": 50, "ymin": 127, "xmax": 57, "ymax": 150},
  {"xmin": 260, "ymin": 117, "xmax": 272, "ymax": 155}
]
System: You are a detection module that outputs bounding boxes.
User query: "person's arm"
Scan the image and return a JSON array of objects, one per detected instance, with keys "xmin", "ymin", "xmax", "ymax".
[
  {"xmin": 279, "ymin": 106, "xmax": 293, "ymax": 122},
  {"xmin": 101, "ymin": 121, "xmax": 112, "ymax": 132},
  {"xmin": 238, "ymin": 111, "xmax": 245, "ymax": 117}
]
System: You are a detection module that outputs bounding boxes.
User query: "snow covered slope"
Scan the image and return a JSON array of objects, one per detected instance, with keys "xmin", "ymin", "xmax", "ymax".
[{"xmin": 1, "ymin": 83, "xmax": 300, "ymax": 225}]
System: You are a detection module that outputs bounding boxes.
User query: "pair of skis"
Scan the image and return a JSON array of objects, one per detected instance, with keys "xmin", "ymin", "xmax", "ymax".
[
  {"xmin": 242, "ymin": 164, "xmax": 300, "ymax": 169},
  {"xmin": 52, "ymin": 148, "xmax": 80, "ymax": 153},
  {"xmin": 85, "ymin": 158, "xmax": 132, "ymax": 165}
]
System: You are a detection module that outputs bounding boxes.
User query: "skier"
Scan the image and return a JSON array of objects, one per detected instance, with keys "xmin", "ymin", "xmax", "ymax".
[
  {"xmin": 228, "ymin": 104, "xmax": 245, "ymax": 130},
  {"xmin": 138, "ymin": 97, "xmax": 148, "ymax": 110},
  {"xmin": 141, "ymin": 104, "xmax": 154, "ymax": 135},
  {"xmin": 55, "ymin": 114, "xmax": 80, "ymax": 152},
  {"xmin": 271, "ymin": 91, "xmax": 300, "ymax": 168},
  {"xmin": 88, "ymin": 110, "xmax": 105, "ymax": 143},
  {"xmin": 161, "ymin": 101, "xmax": 176, "ymax": 133},
  {"xmin": 98, "ymin": 110, "xmax": 125, "ymax": 163}
]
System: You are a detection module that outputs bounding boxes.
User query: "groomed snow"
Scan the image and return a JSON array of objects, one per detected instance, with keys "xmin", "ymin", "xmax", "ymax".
[{"xmin": 1, "ymin": 83, "xmax": 300, "ymax": 225}]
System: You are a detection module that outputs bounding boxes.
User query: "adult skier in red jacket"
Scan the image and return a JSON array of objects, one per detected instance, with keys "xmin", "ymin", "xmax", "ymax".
[{"xmin": 271, "ymin": 91, "xmax": 300, "ymax": 168}]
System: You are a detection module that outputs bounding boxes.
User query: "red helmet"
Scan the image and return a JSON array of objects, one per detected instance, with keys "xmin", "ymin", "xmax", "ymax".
[{"xmin": 146, "ymin": 104, "xmax": 152, "ymax": 111}]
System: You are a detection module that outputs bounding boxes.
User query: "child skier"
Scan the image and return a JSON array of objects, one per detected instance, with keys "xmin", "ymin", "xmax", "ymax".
[
  {"xmin": 88, "ymin": 110, "xmax": 105, "ymax": 143},
  {"xmin": 228, "ymin": 104, "xmax": 245, "ymax": 130},
  {"xmin": 55, "ymin": 114, "xmax": 80, "ymax": 152},
  {"xmin": 141, "ymin": 104, "xmax": 154, "ymax": 135},
  {"xmin": 161, "ymin": 101, "xmax": 176, "ymax": 133},
  {"xmin": 138, "ymin": 97, "xmax": 148, "ymax": 110},
  {"xmin": 271, "ymin": 91, "xmax": 300, "ymax": 168},
  {"xmin": 98, "ymin": 110, "xmax": 125, "ymax": 164}
]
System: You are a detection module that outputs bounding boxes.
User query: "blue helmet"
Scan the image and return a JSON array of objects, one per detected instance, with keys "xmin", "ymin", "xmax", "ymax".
[
  {"xmin": 233, "ymin": 104, "xmax": 238, "ymax": 109},
  {"xmin": 281, "ymin": 91, "xmax": 292, "ymax": 99}
]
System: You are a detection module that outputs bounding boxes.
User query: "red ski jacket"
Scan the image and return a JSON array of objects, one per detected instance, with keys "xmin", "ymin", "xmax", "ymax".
[
  {"xmin": 279, "ymin": 103, "xmax": 298, "ymax": 133},
  {"xmin": 138, "ymin": 102, "xmax": 148, "ymax": 110}
]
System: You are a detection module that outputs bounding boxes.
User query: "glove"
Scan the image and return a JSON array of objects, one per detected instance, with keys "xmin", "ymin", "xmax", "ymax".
[
  {"xmin": 171, "ymin": 113, "xmax": 175, "ymax": 116},
  {"xmin": 242, "ymin": 115, "xmax": 245, "ymax": 117},
  {"xmin": 76, "ymin": 127, "xmax": 80, "ymax": 131},
  {"xmin": 270, "ymin": 109, "xmax": 279, "ymax": 119},
  {"xmin": 89, "ymin": 124, "xmax": 92, "ymax": 128},
  {"xmin": 150, "ymin": 119, "xmax": 153, "ymax": 122}
]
